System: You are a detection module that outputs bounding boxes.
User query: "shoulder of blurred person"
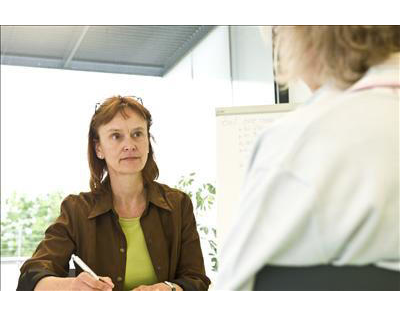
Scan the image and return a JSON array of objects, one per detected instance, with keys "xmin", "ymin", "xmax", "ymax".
[{"xmin": 251, "ymin": 50, "xmax": 399, "ymax": 182}]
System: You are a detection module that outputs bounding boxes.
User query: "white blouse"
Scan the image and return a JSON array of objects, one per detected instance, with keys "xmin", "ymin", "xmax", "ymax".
[{"xmin": 216, "ymin": 53, "xmax": 400, "ymax": 290}]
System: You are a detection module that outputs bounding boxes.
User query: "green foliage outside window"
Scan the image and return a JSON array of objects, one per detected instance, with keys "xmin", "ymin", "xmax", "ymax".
[
  {"xmin": 175, "ymin": 172, "xmax": 218, "ymax": 272},
  {"xmin": 1, "ymin": 192, "xmax": 65, "ymax": 257}
]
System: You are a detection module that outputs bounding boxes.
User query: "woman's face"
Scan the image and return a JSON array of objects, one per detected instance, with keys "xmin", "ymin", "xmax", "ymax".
[{"xmin": 95, "ymin": 108, "xmax": 149, "ymax": 178}]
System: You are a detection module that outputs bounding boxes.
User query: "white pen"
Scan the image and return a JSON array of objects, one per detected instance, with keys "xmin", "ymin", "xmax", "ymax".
[{"xmin": 71, "ymin": 254, "xmax": 100, "ymax": 281}]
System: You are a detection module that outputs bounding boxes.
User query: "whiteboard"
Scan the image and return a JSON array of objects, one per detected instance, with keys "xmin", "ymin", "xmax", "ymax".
[{"xmin": 216, "ymin": 104, "xmax": 296, "ymax": 245}]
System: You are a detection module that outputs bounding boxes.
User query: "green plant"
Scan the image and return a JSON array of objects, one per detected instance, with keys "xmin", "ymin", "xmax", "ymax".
[
  {"xmin": 175, "ymin": 172, "xmax": 218, "ymax": 272},
  {"xmin": 1, "ymin": 191, "xmax": 65, "ymax": 257}
]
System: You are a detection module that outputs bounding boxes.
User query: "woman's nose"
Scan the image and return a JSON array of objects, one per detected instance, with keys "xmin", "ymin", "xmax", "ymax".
[
  {"xmin": 123, "ymin": 144, "xmax": 136, "ymax": 151},
  {"xmin": 123, "ymin": 139, "xmax": 137, "ymax": 151}
]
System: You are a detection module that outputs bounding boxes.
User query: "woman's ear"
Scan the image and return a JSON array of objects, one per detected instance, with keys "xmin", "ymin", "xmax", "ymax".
[{"xmin": 95, "ymin": 141, "xmax": 104, "ymax": 159}]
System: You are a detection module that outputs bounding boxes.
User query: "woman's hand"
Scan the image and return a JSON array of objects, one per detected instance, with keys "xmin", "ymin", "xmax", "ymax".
[
  {"xmin": 132, "ymin": 282, "xmax": 183, "ymax": 291},
  {"xmin": 68, "ymin": 272, "xmax": 114, "ymax": 291}
]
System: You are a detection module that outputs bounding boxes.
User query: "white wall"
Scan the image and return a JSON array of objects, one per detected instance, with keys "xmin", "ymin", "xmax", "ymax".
[
  {"xmin": 230, "ymin": 26, "xmax": 276, "ymax": 106},
  {"xmin": 159, "ymin": 26, "xmax": 232, "ymax": 187},
  {"xmin": 1, "ymin": 259, "xmax": 25, "ymax": 291},
  {"xmin": 158, "ymin": 25, "xmax": 279, "ymax": 185},
  {"xmin": 159, "ymin": 26, "xmax": 233, "ymax": 282}
]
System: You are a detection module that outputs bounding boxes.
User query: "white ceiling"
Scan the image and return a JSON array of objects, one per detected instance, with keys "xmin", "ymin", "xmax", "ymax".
[{"xmin": 1, "ymin": 25, "xmax": 215, "ymax": 76}]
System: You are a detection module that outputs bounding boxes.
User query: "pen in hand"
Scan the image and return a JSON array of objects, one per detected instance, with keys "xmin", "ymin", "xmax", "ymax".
[
  {"xmin": 71, "ymin": 254, "xmax": 114, "ymax": 291},
  {"xmin": 71, "ymin": 254, "xmax": 100, "ymax": 280}
]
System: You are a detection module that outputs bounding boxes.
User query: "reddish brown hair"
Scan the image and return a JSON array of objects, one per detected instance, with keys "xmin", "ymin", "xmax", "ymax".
[{"xmin": 88, "ymin": 96, "xmax": 159, "ymax": 194}]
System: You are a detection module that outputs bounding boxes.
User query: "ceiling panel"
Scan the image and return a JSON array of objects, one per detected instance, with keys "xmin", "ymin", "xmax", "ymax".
[{"xmin": 1, "ymin": 25, "xmax": 215, "ymax": 76}]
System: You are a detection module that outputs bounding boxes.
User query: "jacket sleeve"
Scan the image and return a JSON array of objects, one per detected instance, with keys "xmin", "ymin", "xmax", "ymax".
[
  {"xmin": 16, "ymin": 196, "xmax": 77, "ymax": 290},
  {"xmin": 171, "ymin": 193, "xmax": 211, "ymax": 291}
]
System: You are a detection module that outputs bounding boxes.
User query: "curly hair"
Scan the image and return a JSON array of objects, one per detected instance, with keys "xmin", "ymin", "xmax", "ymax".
[{"xmin": 273, "ymin": 26, "xmax": 400, "ymax": 89}]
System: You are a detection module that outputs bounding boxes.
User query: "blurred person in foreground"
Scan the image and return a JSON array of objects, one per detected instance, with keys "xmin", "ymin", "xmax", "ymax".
[{"xmin": 216, "ymin": 26, "xmax": 400, "ymax": 290}]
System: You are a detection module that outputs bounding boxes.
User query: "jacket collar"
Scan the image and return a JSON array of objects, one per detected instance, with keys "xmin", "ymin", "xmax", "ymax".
[
  {"xmin": 308, "ymin": 52, "xmax": 400, "ymax": 107},
  {"xmin": 88, "ymin": 180, "xmax": 172, "ymax": 219},
  {"xmin": 146, "ymin": 181, "xmax": 173, "ymax": 212},
  {"xmin": 348, "ymin": 52, "xmax": 400, "ymax": 92}
]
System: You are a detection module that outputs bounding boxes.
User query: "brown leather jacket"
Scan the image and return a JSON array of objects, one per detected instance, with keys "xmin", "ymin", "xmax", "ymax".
[{"xmin": 17, "ymin": 181, "xmax": 210, "ymax": 291}]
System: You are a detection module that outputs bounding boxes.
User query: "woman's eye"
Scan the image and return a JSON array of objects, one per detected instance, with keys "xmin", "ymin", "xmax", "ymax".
[
  {"xmin": 132, "ymin": 131, "xmax": 143, "ymax": 137},
  {"xmin": 111, "ymin": 133, "xmax": 120, "ymax": 140}
]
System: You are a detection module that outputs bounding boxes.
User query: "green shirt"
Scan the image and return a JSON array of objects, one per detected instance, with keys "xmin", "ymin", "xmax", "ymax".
[{"xmin": 119, "ymin": 217, "xmax": 158, "ymax": 290}]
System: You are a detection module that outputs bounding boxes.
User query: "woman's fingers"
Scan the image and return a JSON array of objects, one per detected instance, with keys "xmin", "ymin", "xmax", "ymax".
[
  {"xmin": 76, "ymin": 272, "xmax": 113, "ymax": 291},
  {"xmin": 99, "ymin": 276, "xmax": 115, "ymax": 289}
]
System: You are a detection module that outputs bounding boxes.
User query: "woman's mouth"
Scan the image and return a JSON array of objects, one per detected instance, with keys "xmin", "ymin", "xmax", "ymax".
[{"xmin": 121, "ymin": 157, "xmax": 139, "ymax": 161}]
